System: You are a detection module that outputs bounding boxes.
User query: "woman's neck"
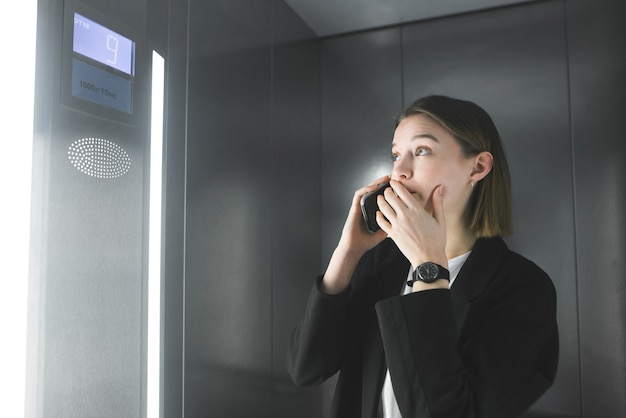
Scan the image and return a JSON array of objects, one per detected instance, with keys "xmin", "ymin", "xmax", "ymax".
[{"xmin": 445, "ymin": 223, "xmax": 477, "ymax": 260}]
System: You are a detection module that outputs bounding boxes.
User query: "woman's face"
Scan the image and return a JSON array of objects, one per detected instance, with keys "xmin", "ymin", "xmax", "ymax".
[{"xmin": 390, "ymin": 114, "xmax": 475, "ymax": 218}]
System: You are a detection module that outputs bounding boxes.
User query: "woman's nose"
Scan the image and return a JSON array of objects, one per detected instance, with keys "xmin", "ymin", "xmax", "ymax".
[{"xmin": 391, "ymin": 157, "xmax": 412, "ymax": 180}]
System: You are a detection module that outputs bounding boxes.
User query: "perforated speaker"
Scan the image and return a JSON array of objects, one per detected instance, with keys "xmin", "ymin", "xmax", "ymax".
[{"xmin": 68, "ymin": 137, "xmax": 131, "ymax": 179}]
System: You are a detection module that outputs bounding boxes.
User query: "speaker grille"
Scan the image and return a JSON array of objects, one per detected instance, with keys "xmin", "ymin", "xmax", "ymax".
[{"xmin": 68, "ymin": 137, "xmax": 131, "ymax": 179}]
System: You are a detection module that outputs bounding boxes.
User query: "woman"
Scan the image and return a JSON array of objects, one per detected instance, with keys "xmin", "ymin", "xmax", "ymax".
[{"xmin": 287, "ymin": 95, "xmax": 559, "ymax": 417}]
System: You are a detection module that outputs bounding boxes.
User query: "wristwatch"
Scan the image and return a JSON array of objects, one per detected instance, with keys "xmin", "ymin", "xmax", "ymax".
[{"xmin": 407, "ymin": 262, "xmax": 450, "ymax": 286}]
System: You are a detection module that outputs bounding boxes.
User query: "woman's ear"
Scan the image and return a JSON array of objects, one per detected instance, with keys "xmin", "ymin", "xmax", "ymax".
[{"xmin": 470, "ymin": 151, "xmax": 494, "ymax": 183}]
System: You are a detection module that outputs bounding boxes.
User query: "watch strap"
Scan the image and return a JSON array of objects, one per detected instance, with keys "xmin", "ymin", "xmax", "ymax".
[{"xmin": 407, "ymin": 262, "xmax": 450, "ymax": 287}]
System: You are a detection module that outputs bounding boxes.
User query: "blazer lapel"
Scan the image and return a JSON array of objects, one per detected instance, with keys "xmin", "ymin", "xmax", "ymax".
[
  {"xmin": 450, "ymin": 237, "xmax": 508, "ymax": 334},
  {"xmin": 361, "ymin": 239, "xmax": 410, "ymax": 417}
]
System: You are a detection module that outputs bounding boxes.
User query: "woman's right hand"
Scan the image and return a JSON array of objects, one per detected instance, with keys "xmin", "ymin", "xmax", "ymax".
[
  {"xmin": 321, "ymin": 175, "xmax": 390, "ymax": 295},
  {"xmin": 336, "ymin": 175, "xmax": 390, "ymax": 256}
]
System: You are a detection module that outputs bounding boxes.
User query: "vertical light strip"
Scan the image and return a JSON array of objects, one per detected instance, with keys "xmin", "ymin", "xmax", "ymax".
[
  {"xmin": 0, "ymin": 1, "xmax": 37, "ymax": 417},
  {"xmin": 148, "ymin": 50, "xmax": 165, "ymax": 418}
]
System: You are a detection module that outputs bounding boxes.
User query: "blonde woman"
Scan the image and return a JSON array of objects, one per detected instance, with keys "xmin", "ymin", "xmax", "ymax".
[{"xmin": 287, "ymin": 95, "xmax": 558, "ymax": 418}]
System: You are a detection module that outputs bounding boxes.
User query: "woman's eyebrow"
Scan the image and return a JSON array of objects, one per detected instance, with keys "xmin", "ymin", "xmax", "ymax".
[
  {"xmin": 392, "ymin": 133, "xmax": 439, "ymax": 148},
  {"xmin": 411, "ymin": 133, "xmax": 439, "ymax": 142}
]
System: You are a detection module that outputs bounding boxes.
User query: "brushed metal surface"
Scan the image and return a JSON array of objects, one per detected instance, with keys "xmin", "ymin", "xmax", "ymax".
[
  {"xmin": 320, "ymin": 28, "xmax": 404, "ymax": 266},
  {"xmin": 185, "ymin": 0, "xmax": 273, "ymax": 415},
  {"xmin": 271, "ymin": 1, "xmax": 322, "ymax": 417},
  {"xmin": 183, "ymin": 0, "xmax": 320, "ymax": 417},
  {"xmin": 568, "ymin": 0, "xmax": 626, "ymax": 416},
  {"xmin": 320, "ymin": 27, "xmax": 403, "ymax": 417},
  {"xmin": 30, "ymin": 0, "xmax": 150, "ymax": 417},
  {"xmin": 283, "ymin": 0, "xmax": 536, "ymax": 37}
]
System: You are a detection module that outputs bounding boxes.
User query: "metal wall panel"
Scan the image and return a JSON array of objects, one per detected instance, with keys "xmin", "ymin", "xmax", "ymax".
[
  {"xmin": 29, "ymin": 0, "xmax": 150, "ymax": 417},
  {"xmin": 401, "ymin": 3, "xmax": 578, "ymax": 416},
  {"xmin": 183, "ymin": 1, "xmax": 320, "ymax": 417},
  {"xmin": 567, "ymin": 0, "xmax": 626, "ymax": 416},
  {"xmin": 270, "ymin": 2, "xmax": 322, "ymax": 417},
  {"xmin": 320, "ymin": 28, "xmax": 404, "ymax": 416},
  {"xmin": 185, "ymin": 0, "xmax": 273, "ymax": 416},
  {"xmin": 320, "ymin": 29, "xmax": 404, "ymax": 263}
]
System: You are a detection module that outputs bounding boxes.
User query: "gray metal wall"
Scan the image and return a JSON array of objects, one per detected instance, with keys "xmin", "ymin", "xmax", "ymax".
[
  {"xmin": 183, "ymin": 0, "xmax": 321, "ymax": 416},
  {"xmin": 319, "ymin": 0, "xmax": 625, "ymax": 416},
  {"xmin": 29, "ymin": 0, "xmax": 150, "ymax": 416},
  {"xmin": 28, "ymin": 0, "xmax": 322, "ymax": 416},
  {"xmin": 568, "ymin": 1, "xmax": 626, "ymax": 416}
]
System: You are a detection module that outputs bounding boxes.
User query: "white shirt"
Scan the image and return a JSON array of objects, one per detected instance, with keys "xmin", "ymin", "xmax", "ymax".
[{"xmin": 382, "ymin": 251, "xmax": 471, "ymax": 418}]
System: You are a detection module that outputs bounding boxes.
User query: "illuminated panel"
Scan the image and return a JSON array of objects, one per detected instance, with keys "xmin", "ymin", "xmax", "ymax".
[
  {"xmin": 147, "ymin": 50, "xmax": 165, "ymax": 418},
  {"xmin": 73, "ymin": 13, "xmax": 135, "ymax": 75},
  {"xmin": 71, "ymin": 59, "xmax": 132, "ymax": 113},
  {"xmin": 70, "ymin": 12, "xmax": 135, "ymax": 114}
]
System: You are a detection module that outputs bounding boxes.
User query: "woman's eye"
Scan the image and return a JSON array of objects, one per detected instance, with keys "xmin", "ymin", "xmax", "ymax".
[
  {"xmin": 416, "ymin": 147, "xmax": 430, "ymax": 156},
  {"xmin": 391, "ymin": 153, "xmax": 400, "ymax": 162}
]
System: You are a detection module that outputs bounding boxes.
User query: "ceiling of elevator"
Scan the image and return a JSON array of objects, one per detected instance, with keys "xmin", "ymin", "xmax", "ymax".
[{"xmin": 283, "ymin": 0, "xmax": 535, "ymax": 37}]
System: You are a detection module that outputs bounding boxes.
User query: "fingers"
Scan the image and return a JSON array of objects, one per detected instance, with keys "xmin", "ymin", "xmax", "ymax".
[
  {"xmin": 345, "ymin": 175, "xmax": 392, "ymax": 235},
  {"xmin": 379, "ymin": 180, "xmax": 414, "ymax": 214},
  {"xmin": 431, "ymin": 185, "xmax": 446, "ymax": 228},
  {"xmin": 387, "ymin": 181, "xmax": 413, "ymax": 207},
  {"xmin": 375, "ymin": 182, "xmax": 447, "ymax": 268},
  {"xmin": 375, "ymin": 208, "xmax": 391, "ymax": 233},
  {"xmin": 375, "ymin": 188, "xmax": 399, "ymax": 233},
  {"xmin": 354, "ymin": 175, "xmax": 390, "ymax": 200},
  {"xmin": 371, "ymin": 174, "xmax": 391, "ymax": 187},
  {"xmin": 364, "ymin": 174, "xmax": 391, "ymax": 195},
  {"xmin": 377, "ymin": 181, "xmax": 446, "ymax": 229}
]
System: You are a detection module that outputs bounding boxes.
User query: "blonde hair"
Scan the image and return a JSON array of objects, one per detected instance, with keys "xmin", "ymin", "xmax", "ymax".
[{"xmin": 396, "ymin": 95, "xmax": 513, "ymax": 237}]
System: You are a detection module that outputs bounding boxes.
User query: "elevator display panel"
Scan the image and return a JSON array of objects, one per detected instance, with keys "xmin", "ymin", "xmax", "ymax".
[
  {"xmin": 73, "ymin": 13, "xmax": 135, "ymax": 76},
  {"xmin": 62, "ymin": 2, "xmax": 138, "ymax": 121}
]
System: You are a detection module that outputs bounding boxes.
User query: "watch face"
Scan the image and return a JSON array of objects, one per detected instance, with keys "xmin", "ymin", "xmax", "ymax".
[{"xmin": 418, "ymin": 262, "xmax": 440, "ymax": 283}]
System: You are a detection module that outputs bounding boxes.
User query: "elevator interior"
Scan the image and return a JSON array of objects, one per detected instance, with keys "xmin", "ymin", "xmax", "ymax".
[{"xmin": 24, "ymin": 0, "xmax": 626, "ymax": 417}]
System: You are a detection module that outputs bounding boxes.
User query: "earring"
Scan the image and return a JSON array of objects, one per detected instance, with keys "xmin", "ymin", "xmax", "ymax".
[{"xmin": 471, "ymin": 182, "xmax": 476, "ymax": 188}]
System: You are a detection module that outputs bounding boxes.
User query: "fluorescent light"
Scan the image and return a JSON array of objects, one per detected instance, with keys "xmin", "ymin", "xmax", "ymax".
[
  {"xmin": 0, "ymin": 1, "xmax": 37, "ymax": 417},
  {"xmin": 148, "ymin": 50, "xmax": 165, "ymax": 418}
]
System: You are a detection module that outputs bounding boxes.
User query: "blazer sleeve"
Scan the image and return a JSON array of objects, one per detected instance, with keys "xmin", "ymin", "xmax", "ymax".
[
  {"xmin": 286, "ymin": 239, "xmax": 406, "ymax": 389},
  {"xmin": 375, "ymin": 262, "xmax": 558, "ymax": 418},
  {"xmin": 286, "ymin": 276, "xmax": 351, "ymax": 387}
]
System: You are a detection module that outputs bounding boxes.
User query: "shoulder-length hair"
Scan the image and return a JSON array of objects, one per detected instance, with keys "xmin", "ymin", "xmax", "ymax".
[{"xmin": 396, "ymin": 95, "xmax": 513, "ymax": 237}]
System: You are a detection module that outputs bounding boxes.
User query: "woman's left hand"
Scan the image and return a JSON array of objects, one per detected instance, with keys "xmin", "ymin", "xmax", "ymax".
[{"xmin": 376, "ymin": 180, "xmax": 447, "ymax": 268}]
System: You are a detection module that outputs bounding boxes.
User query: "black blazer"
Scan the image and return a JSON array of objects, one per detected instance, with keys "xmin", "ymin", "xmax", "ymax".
[{"xmin": 287, "ymin": 237, "xmax": 558, "ymax": 418}]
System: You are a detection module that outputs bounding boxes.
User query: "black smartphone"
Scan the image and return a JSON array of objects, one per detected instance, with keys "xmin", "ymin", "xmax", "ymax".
[{"xmin": 360, "ymin": 182, "xmax": 389, "ymax": 233}]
